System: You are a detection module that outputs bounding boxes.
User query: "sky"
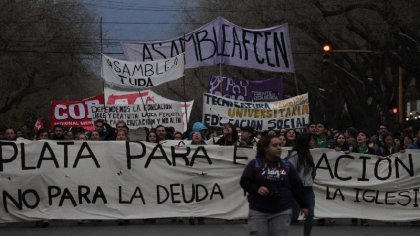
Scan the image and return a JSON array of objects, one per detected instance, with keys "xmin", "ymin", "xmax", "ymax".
[{"xmin": 83, "ymin": 0, "xmax": 197, "ymax": 56}]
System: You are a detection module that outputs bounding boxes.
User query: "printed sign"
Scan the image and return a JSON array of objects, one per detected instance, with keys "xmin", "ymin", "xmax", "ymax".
[
  {"xmin": 209, "ymin": 75, "xmax": 283, "ymax": 101},
  {"xmin": 49, "ymin": 94, "xmax": 104, "ymax": 130},
  {"xmin": 91, "ymin": 104, "xmax": 183, "ymax": 131},
  {"xmin": 202, "ymin": 93, "xmax": 309, "ymax": 130},
  {"xmin": 104, "ymin": 85, "xmax": 193, "ymax": 132}
]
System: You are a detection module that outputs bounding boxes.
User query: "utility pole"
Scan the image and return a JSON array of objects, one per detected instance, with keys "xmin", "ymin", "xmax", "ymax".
[{"xmin": 399, "ymin": 66, "xmax": 404, "ymax": 123}]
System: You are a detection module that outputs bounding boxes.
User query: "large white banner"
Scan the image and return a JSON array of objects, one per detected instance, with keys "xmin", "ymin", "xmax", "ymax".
[
  {"xmin": 202, "ymin": 93, "xmax": 309, "ymax": 130},
  {"xmin": 122, "ymin": 17, "xmax": 294, "ymax": 73},
  {"xmin": 313, "ymin": 149, "xmax": 420, "ymax": 221},
  {"xmin": 104, "ymin": 85, "xmax": 193, "ymax": 132},
  {"xmin": 101, "ymin": 54, "xmax": 184, "ymax": 89},
  {"xmin": 91, "ymin": 104, "xmax": 183, "ymax": 131},
  {"xmin": 0, "ymin": 140, "xmax": 250, "ymax": 222},
  {"xmin": 1, "ymin": 141, "xmax": 420, "ymax": 222}
]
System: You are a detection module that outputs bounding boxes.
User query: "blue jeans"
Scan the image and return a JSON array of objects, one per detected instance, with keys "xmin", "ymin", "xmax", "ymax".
[
  {"xmin": 248, "ymin": 208, "xmax": 292, "ymax": 236},
  {"xmin": 292, "ymin": 187, "xmax": 315, "ymax": 236}
]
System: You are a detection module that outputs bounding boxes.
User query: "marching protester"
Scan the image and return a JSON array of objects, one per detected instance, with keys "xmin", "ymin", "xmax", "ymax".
[
  {"xmin": 351, "ymin": 130, "xmax": 375, "ymax": 226},
  {"xmin": 314, "ymin": 122, "xmax": 331, "ymax": 148},
  {"xmin": 188, "ymin": 131, "xmax": 206, "ymax": 225},
  {"xmin": 173, "ymin": 131, "xmax": 183, "ymax": 140},
  {"xmin": 278, "ymin": 134, "xmax": 287, "ymax": 147},
  {"xmin": 89, "ymin": 130, "xmax": 101, "ymax": 141},
  {"xmin": 237, "ymin": 126, "xmax": 258, "ymax": 147},
  {"xmin": 285, "ymin": 129, "xmax": 296, "ymax": 147},
  {"xmin": 76, "ymin": 133, "xmax": 88, "ymax": 141},
  {"xmin": 240, "ymin": 135, "xmax": 308, "ymax": 236},
  {"xmin": 216, "ymin": 123, "xmax": 239, "ymax": 146},
  {"xmin": 64, "ymin": 130, "xmax": 75, "ymax": 140},
  {"xmin": 94, "ymin": 119, "xmax": 116, "ymax": 140},
  {"xmin": 377, "ymin": 133, "xmax": 398, "ymax": 156},
  {"xmin": 3, "ymin": 128, "xmax": 16, "ymax": 141},
  {"xmin": 306, "ymin": 123, "xmax": 317, "ymax": 135},
  {"xmin": 190, "ymin": 122, "xmax": 209, "ymax": 140},
  {"xmin": 408, "ymin": 129, "xmax": 420, "ymax": 149},
  {"xmin": 35, "ymin": 128, "xmax": 50, "ymax": 140},
  {"xmin": 332, "ymin": 133, "xmax": 349, "ymax": 152},
  {"xmin": 155, "ymin": 125, "xmax": 167, "ymax": 142},
  {"xmin": 287, "ymin": 133, "xmax": 316, "ymax": 236},
  {"xmin": 51, "ymin": 124, "xmax": 65, "ymax": 140},
  {"xmin": 146, "ymin": 130, "xmax": 159, "ymax": 143},
  {"xmin": 115, "ymin": 130, "xmax": 129, "ymax": 141}
]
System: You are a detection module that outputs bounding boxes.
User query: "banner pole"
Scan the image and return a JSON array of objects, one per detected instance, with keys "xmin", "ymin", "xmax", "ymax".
[
  {"xmin": 182, "ymin": 33, "xmax": 189, "ymax": 129},
  {"xmin": 100, "ymin": 16, "xmax": 108, "ymax": 124},
  {"xmin": 138, "ymin": 90, "xmax": 154, "ymax": 130},
  {"xmin": 294, "ymin": 73, "xmax": 300, "ymax": 95}
]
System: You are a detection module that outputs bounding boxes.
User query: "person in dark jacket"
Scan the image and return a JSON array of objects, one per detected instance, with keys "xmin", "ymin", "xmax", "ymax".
[
  {"xmin": 216, "ymin": 123, "xmax": 239, "ymax": 146},
  {"xmin": 240, "ymin": 135, "xmax": 308, "ymax": 236}
]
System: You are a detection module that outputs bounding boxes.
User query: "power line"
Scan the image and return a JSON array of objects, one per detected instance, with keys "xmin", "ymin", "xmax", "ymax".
[{"xmin": 0, "ymin": 49, "xmax": 323, "ymax": 55}]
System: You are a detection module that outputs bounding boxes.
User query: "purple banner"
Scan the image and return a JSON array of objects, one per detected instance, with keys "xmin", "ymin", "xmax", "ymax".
[{"xmin": 209, "ymin": 75, "xmax": 283, "ymax": 102}]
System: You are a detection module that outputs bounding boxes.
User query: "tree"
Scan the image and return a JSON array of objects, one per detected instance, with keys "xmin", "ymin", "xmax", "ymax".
[
  {"xmin": 173, "ymin": 0, "xmax": 419, "ymax": 131},
  {"xmin": 0, "ymin": 0, "xmax": 101, "ymax": 131}
]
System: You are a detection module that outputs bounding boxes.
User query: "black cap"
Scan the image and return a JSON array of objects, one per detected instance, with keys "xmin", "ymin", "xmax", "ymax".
[{"xmin": 241, "ymin": 126, "xmax": 254, "ymax": 133}]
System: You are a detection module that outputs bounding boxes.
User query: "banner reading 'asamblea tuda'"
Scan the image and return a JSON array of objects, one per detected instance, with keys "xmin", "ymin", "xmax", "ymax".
[
  {"xmin": 101, "ymin": 53, "xmax": 184, "ymax": 89},
  {"xmin": 122, "ymin": 17, "xmax": 294, "ymax": 73},
  {"xmin": 202, "ymin": 93, "xmax": 309, "ymax": 130}
]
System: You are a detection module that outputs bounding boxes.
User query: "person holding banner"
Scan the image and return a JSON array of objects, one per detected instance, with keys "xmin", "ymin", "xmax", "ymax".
[
  {"xmin": 94, "ymin": 119, "xmax": 115, "ymax": 141},
  {"xmin": 351, "ymin": 130, "xmax": 375, "ymax": 226},
  {"xmin": 89, "ymin": 130, "xmax": 101, "ymax": 141},
  {"xmin": 146, "ymin": 131, "xmax": 158, "ymax": 143},
  {"xmin": 115, "ymin": 130, "xmax": 129, "ymax": 141},
  {"xmin": 287, "ymin": 133, "xmax": 316, "ymax": 236},
  {"xmin": 51, "ymin": 125, "xmax": 65, "ymax": 140},
  {"xmin": 35, "ymin": 128, "xmax": 50, "ymax": 141},
  {"xmin": 188, "ymin": 131, "xmax": 206, "ymax": 225},
  {"xmin": 240, "ymin": 135, "xmax": 308, "ymax": 236}
]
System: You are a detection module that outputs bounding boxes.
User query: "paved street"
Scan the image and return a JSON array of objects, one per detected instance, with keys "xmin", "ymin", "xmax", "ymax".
[{"xmin": 0, "ymin": 218, "xmax": 419, "ymax": 236}]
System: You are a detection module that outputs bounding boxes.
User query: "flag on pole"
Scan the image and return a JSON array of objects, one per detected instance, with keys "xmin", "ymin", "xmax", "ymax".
[{"xmin": 34, "ymin": 117, "xmax": 44, "ymax": 133}]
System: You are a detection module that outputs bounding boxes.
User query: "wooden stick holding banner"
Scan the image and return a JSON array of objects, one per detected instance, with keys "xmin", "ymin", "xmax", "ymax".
[
  {"xmin": 138, "ymin": 90, "xmax": 154, "ymax": 130},
  {"xmin": 294, "ymin": 73, "xmax": 300, "ymax": 95},
  {"xmin": 100, "ymin": 17, "xmax": 108, "ymax": 124},
  {"xmin": 182, "ymin": 33, "xmax": 190, "ymax": 127}
]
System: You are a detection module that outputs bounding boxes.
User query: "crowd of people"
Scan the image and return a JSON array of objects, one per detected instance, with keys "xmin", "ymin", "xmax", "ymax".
[
  {"xmin": 1, "ymin": 120, "xmax": 419, "ymax": 235},
  {"xmin": 2, "ymin": 119, "xmax": 418, "ymax": 158}
]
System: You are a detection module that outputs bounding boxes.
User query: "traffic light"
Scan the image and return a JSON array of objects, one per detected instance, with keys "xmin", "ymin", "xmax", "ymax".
[
  {"xmin": 322, "ymin": 43, "xmax": 332, "ymax": 65},
  {"xmin": 392, "ymin": 107, "xmax": 398, "ymax": 115}
]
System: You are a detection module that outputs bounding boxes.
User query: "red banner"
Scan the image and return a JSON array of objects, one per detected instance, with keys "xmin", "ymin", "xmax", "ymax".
[{"xmin": 49, "ymin": 94, "xmax": 104, "ymax": 131}]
